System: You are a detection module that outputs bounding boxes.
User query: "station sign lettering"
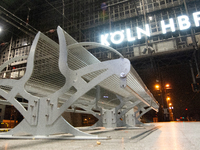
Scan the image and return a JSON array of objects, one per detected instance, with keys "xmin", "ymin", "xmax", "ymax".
[{"xmin": 101, "ymin": 11, "xmax": 200, "ymax": 46}]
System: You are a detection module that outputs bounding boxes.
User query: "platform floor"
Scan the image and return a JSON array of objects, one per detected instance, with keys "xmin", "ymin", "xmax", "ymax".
[{"xmin": 0, "ymin": 122, "xmax": 200, "ymax": 150}]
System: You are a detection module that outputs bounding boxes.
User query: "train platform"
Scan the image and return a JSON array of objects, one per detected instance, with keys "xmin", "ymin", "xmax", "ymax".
[{"xmin": 0, "ymin": 122, "xmax": 200, "ymax": 150}]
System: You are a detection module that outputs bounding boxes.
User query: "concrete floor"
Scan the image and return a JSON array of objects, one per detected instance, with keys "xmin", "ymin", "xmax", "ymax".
[{"xmin": 0, "ymin": 122, "xmax": 200, "ymax": 150}]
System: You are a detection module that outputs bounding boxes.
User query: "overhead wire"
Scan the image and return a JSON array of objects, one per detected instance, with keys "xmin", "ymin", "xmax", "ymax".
[
  {"xmin": 0, "ymin": 5, "xmax": 38, "ymax": 36},
  {"xmin": 44, "ymin": 0, "xmax": 86, "ymax": 39},
  {"xmin": 0, "ymin": 16, "xmax": 35, "ymax": 37}
]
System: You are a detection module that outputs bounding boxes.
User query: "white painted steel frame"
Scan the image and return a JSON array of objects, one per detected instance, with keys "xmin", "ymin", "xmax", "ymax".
[
  {"xmin": 0, "ymin": 26, "xmax": 158, "ymax": 139},
  {"xmin": 0, "ymin": 27, "xmax": 129, "ymax": 139}
]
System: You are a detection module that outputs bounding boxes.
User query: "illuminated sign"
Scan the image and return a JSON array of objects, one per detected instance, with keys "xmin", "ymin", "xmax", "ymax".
[{"xmin": 101, "ymin": 11, "xmax": 200, "ymax": 46}]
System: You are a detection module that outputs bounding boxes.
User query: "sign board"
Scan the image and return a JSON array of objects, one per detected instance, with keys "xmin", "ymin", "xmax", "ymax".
[{"xmin": 101, "ymin": 11, "xmax": 200, "ymax": 46}]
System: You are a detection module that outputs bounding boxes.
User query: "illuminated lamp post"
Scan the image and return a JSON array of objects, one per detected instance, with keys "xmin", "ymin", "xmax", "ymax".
[
  {"xmin": 154, "ymin": 82, "xmax": 173, "ymax": 121},
  {"xmin": 168, "ymin": 103, "xmax": 174, "ymax": 121},
  {"xmin": 165, "ymin": 84, "xmax": 173, "ymax": 121},
  {"xmin": 166, "ymin": 96, "xmax": 171, "ymax": 112}
]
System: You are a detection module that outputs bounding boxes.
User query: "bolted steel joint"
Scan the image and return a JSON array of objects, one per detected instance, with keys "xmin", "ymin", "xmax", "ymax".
[{"xmin": 120, "ymin": 72, "xmax": 127, "ymax": 78}]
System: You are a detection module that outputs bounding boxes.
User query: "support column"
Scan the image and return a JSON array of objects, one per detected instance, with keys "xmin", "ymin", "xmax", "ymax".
[
  {"xmin": 134, "ymin": 106, "xmax": 143, "ymax": 125},
  {"xmin": 101, "ymin": 108, "xmax": 126, "ymax": 128},
  {"xmin": 102, "ymin": 108, "xmax": 117, "ymax": 128},
  {"xmin": 96, "ymin": 85, "xmax": 100, "ymax": 109},
  {"xmin": 125, "ymin": 109, "xmax": 136, "ymax": 127},
  {"xmin": 93, "ymin": 112, "xmax": 103, "ymax": 127}
]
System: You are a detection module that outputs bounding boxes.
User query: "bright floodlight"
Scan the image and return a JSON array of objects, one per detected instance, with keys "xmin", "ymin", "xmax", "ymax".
[{"xmin": 0, "ymin": 27, "xmax": 2, "ymax": 32}]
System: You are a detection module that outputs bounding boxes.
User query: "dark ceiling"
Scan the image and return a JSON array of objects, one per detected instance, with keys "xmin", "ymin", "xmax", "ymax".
[{"xmin": 0, "ymin": 0, "xmax": 63, "ymax": 43}]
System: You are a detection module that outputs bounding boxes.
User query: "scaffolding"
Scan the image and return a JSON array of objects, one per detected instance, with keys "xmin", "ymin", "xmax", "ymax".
[{"xmin": 0, "ymin": 0, "xmax": 200, "ymax": 77}]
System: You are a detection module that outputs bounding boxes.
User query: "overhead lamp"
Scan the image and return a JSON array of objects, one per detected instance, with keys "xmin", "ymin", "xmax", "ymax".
[
  {"xmin": 0, "ymin": 27, "xmax": 2, "ymax": 32},
  {"xmin": 149, "ymin": 16, "xmax": 153, "ymax": 21}
]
